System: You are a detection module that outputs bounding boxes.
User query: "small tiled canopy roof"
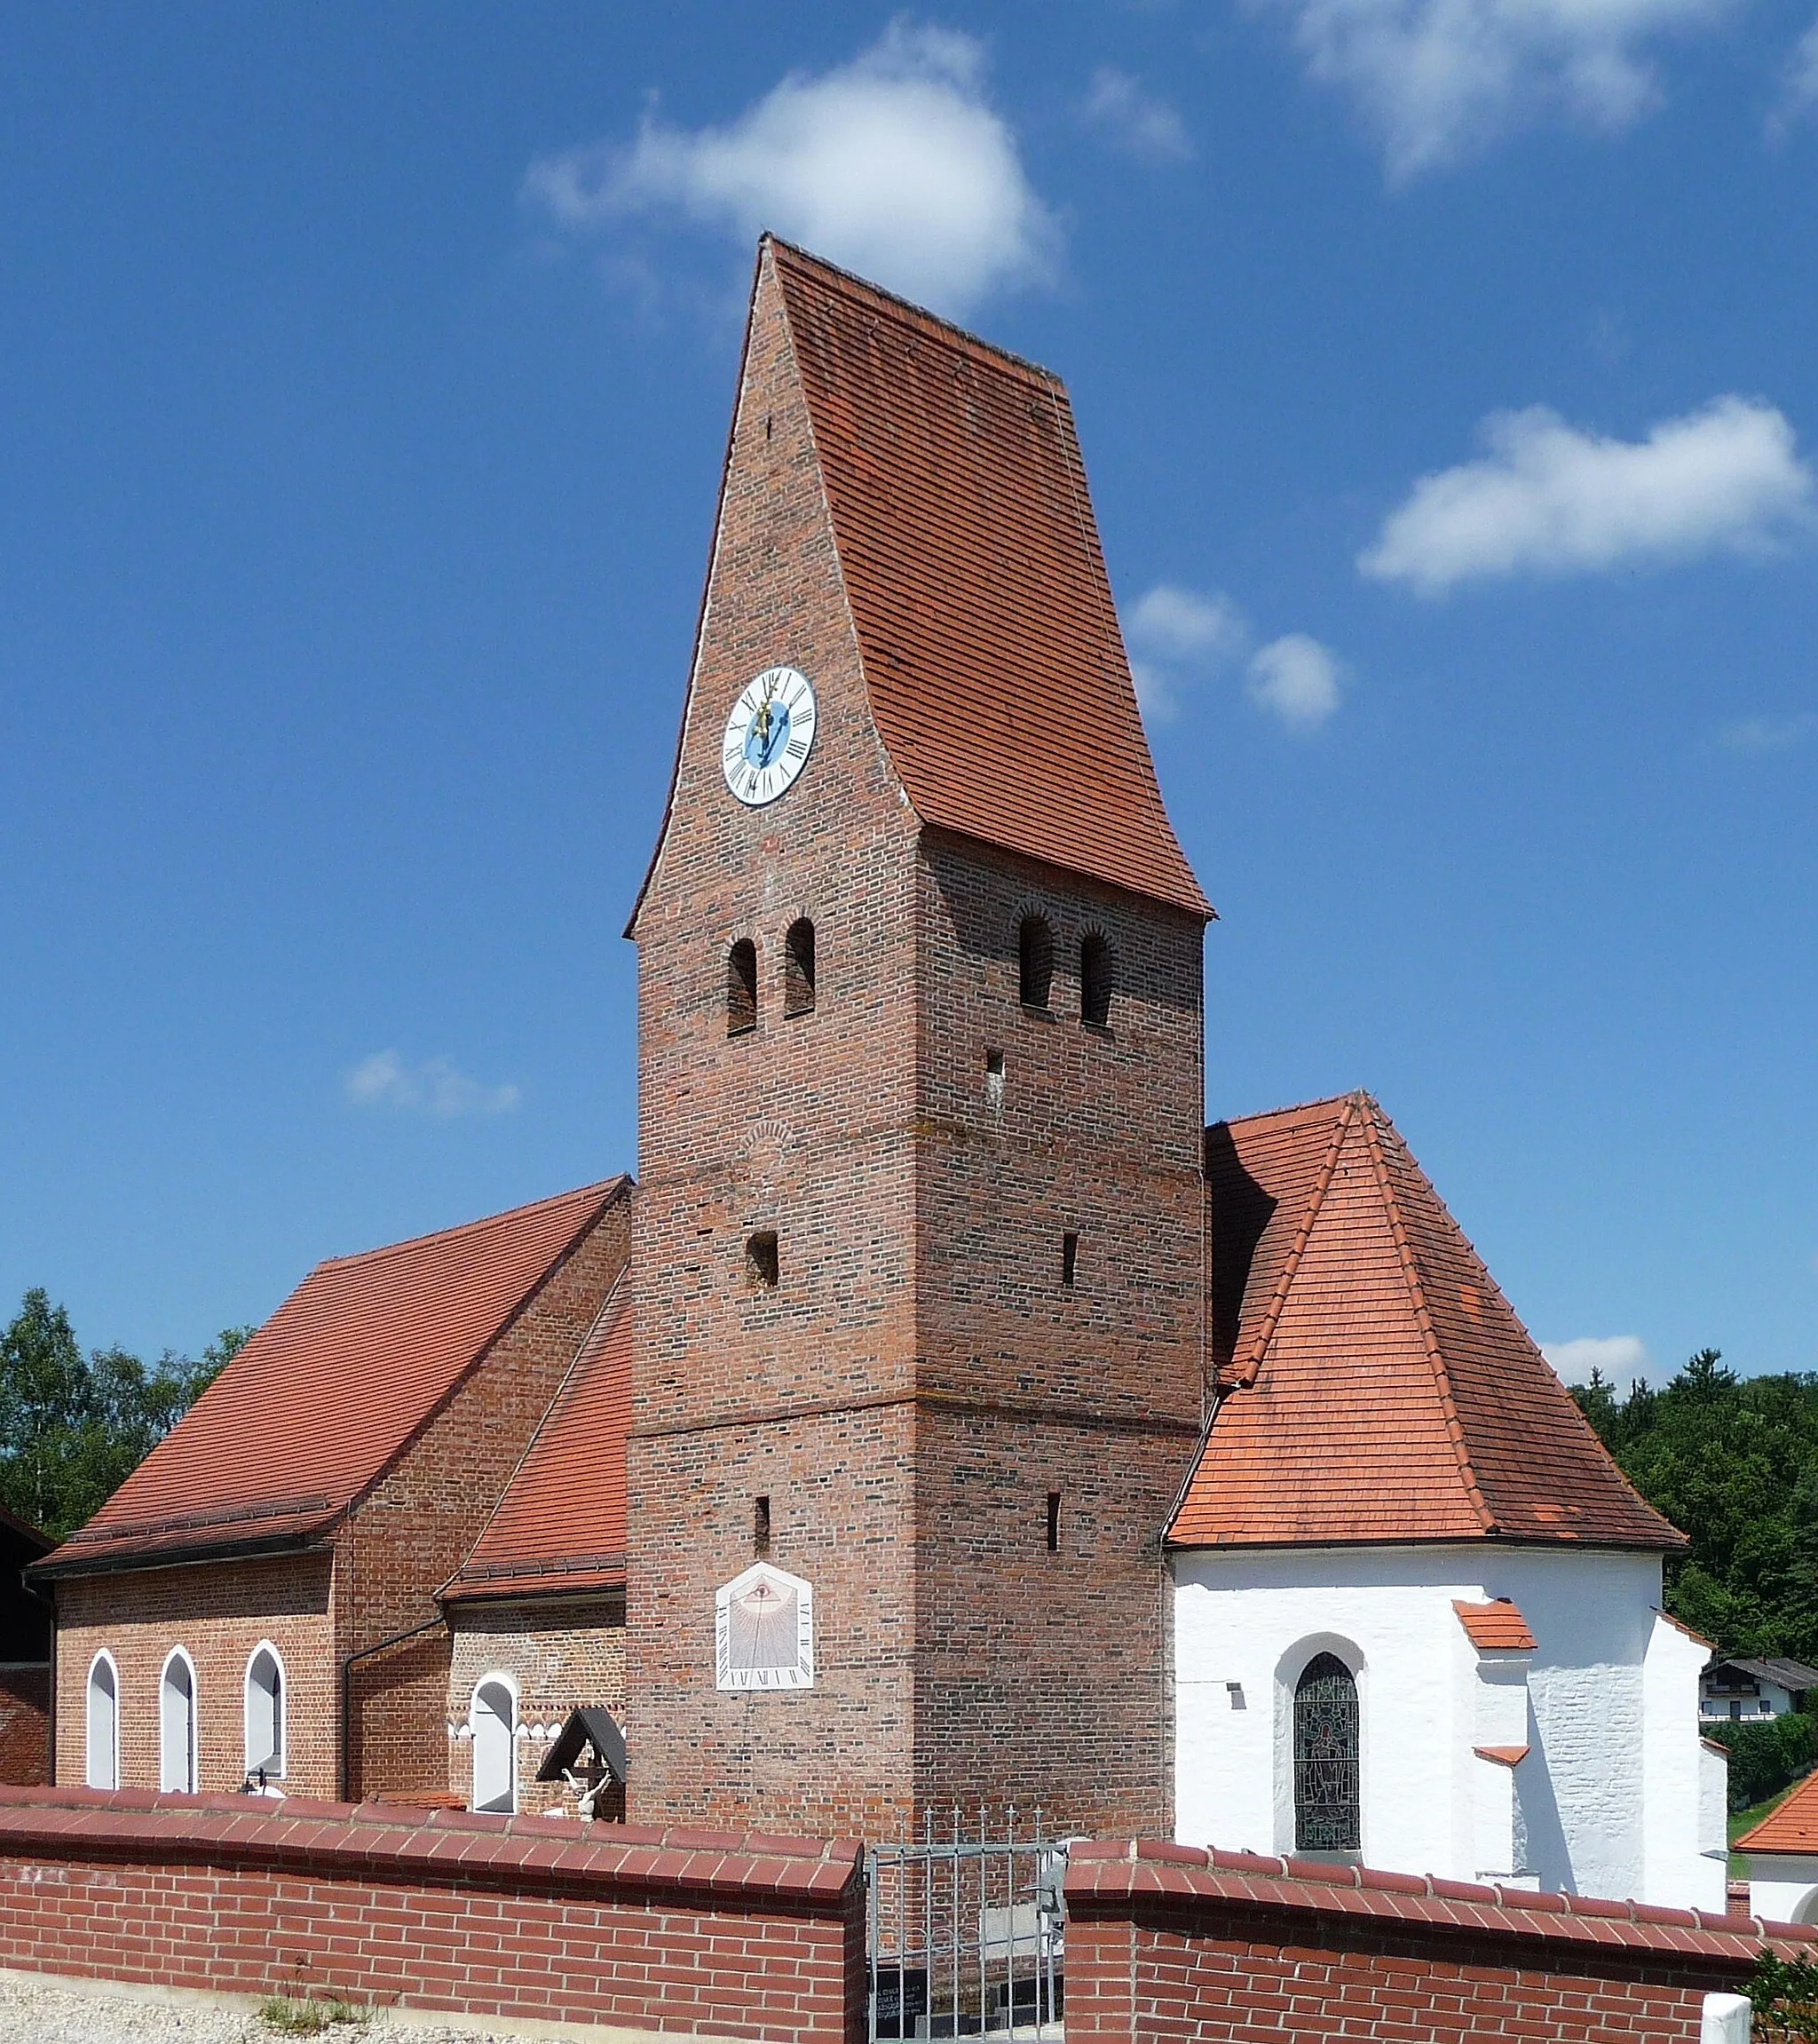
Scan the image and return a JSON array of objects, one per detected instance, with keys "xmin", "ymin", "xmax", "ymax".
[
  {"xmin": 1171, "ymin": 1092, "xmax": 1683, "ymax": 1551},
  {"xmin": 443, "ymin": 1277, "xmax": 630, "ymax": 1604},
  {"xmin": 38, "ymin": 1179, "xmax": 629, "ymax": 1577},
  {"xmin": 767, "ymin": 239, "xmax": 1209, "ymax": 920},
  {"xmin": 1455, "ymin": 1599, "xmax": 1537, "ymax": 1651},
  {"xmin": 1736, "ymin": 1769, "xmax": 1818, "ymax": 1854}
]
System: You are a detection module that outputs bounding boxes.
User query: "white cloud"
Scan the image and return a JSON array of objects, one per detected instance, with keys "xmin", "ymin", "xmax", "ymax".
[
  {"xmin": 1247, "ymin": 633, "xmax": 1344, "ymax": 728},
  {"xmin": 345, "ymin": 1050, "xmax": 520, "ymax": 1119},
  {"xmin": 1360, "ymin": 397, "xmax": 1815, "ymax": 595},
  {"xmin": 1082, "ymin": 67, "xmax": 1194, "ymax": 162},
  {"xmin": 1124, "ymin": 585, "xmax": 1344, "ymax": 731},
  {"xmin": 522, "ymin": 23, "xmax": 1058, "ymax": 318},
  {"xmin": 1124, "ymin": 584, "xmax": 1252, "ymax": 717},
  {"xmin": 1257, "ymin": 0, "xmax": 1734, "ymax": 179},
  {"xmin": 1719, "ymin": 710, "xmax": 1818, "ymax": 752},
  {"xmin": 1770, "ymin": 17, "xmax": 1818, "ymax": 137},
  {"xmin": 1542, "ymin": 1334, "xmax": 1652, "ymax": 1384}
]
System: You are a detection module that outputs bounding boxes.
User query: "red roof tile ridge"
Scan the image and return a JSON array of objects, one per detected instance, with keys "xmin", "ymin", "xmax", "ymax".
[
  {"xmin": 318, "ymin": 1176, "xmax": 627, "ymax": 1271},
  {"xmin": 1359, "ymin": 1097, "xmax": 1498, "ymax": 1535},
  {"xmin": 441, "ymin": 1272, "xmax": 628, "ymax": 1600},
  {"xmin": 1215, "ymin": 1089, "xmax": 1364, "ymax": 1137},
  {"xmin": 766, "ymin": 236, "xmax": 1063, "ymax": 392},
  {"xmin": 1656, "ymin": 1607, "xmax": 1719, "ymax": 1652},
  {"xmin": 1229, "ymin": 1094, "xmax": 1358, "ymax": 1390}
]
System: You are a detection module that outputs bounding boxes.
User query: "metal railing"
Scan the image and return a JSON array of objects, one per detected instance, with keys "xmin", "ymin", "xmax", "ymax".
[{"xmin": 866, "ymin": 1809, "xmax": 1066, "ymax": 2040}]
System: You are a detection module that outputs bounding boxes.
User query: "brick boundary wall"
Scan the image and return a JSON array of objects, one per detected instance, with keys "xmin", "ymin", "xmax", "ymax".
[
  {"xmin": 1063, "ymin": 1841, "xmax": 1817, "ymax": 2043},
  {"xmin": 0, "ymin": 1786, "xmax": 865, "ymax": 2043}
]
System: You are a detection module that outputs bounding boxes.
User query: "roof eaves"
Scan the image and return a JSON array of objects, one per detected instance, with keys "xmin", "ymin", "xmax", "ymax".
[
  {"xmin": 1360, "ymin": 1098, "xmax": 1498, "ymax": 1536},
  {"xmin": 1227, "ymin": 1092, "xmax": 1358, "ymax": 1390},
  {"xmin": 339, "ymin": 1177, "xmax": 630, "ymax": 1531}
]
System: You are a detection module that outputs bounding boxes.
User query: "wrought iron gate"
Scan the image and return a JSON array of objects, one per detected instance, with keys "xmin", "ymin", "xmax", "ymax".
[{"xmin": 866, "ymin": 1810, "xmax": 1066, "ymax": 2040}]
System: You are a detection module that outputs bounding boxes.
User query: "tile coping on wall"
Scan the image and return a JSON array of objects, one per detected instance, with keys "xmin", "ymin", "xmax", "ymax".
[
  {"xmin": 0, "ymin": 1785, "xmax": 860, "ymax": 1904},
  {"xmin": 1065, "ymin": 1838, "xmax": 1817, "ymax": 1957}
]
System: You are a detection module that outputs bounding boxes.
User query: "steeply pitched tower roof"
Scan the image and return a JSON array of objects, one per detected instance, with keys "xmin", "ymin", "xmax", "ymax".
[
  {"xmin": 1172, "ymin": 1093, "xmax": 1681, "ymax": 1551},
  {"xmin": 38, "ymin": 1179, "xmax": 629, "ymax": 1577},
  {"xmin": 763, "ymin": 240, "xmax": 1207, "ymax": 918},
  {"xmin": 443, "ymin": 1277, "xmax": 631, "ymax": 1604}
]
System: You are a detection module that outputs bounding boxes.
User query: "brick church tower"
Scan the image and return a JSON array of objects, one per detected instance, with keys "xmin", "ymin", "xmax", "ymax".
[{"xmin": 625, "ymin": 240, "xmax": 1212, "ymax": 1840}]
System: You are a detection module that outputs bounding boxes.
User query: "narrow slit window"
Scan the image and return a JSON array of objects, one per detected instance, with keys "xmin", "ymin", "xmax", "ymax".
[
  {"xmin": 747, "ymin": 1230, "xmax": 779, "ymax": 1290},
  {"xmin": 755, "ymin": 1495, "xmax": 772, "ymax": 1555},
  {"xmin": 1080, "ymin": 931, "xmax": 1113, "ymax": 1028},
  {"xmin": 1062, "ymin": 1232, "xmax": 1079, "ymax": 1287},
  {"xmin": 783, "ymin": 919, "xmax": 816, "ymax": 1016},
  {"xmin": 1047, "ymin": 1492, "xmax": 1062, "ymax": 1553},
  {"xmin": 984, "ymin": 1049, "xmax": 1005, "ymax": 1111},
  {"xmin": 728, "ymin": 939, "xmax": 757, "ymax": 1036},
  {"xmin": 1018, "ymin": 915, "xmax": 1054, "ymax": 1010}
]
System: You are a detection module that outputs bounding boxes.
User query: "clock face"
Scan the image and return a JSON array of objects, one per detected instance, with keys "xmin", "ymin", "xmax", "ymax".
[{"xmin": 722, "ymin": 666, "xmax": 817, "ymax": 808}]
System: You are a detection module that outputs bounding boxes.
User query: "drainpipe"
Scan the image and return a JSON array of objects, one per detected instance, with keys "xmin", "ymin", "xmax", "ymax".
[{"xmin": 339, "ymin": 1615, "xmax": 446, "ymax": 1803}]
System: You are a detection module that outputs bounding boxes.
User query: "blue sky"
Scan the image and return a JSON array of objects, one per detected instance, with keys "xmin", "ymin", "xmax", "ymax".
[{"xmin": 2, "ymin": 3, "xmax": 1814, "ymax": 1386}]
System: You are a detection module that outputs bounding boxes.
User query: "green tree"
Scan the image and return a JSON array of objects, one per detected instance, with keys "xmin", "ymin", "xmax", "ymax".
[{"xmin": 0, "ymin": 1288, "xmax": 249, "ymax": 1541}]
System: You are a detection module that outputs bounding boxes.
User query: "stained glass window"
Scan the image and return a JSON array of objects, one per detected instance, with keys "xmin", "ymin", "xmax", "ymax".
[{"xmin": 1293, "ymin": 1652, "xmax": 1360, "ymax": 1851}]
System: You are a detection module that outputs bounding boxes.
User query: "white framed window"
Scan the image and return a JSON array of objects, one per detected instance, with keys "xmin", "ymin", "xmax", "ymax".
[
  {"xmin": 470, "ymin": 1673, "xmax": 518, "ymax": 1814},
  {"xmin": 160, "ymin": 1646, "xmax": 198, "ymax": 1794},
  {"xmin": 85, "ymin": 1650, "xmax": 119, "ymax": 1791},
  {"xmin": 244, "ymin": 1643, "xmax": 285, "ymax": 1779},
  {"xmin": 715, "ymin": 1561, "xmax": 815, "ymax": 1691}
]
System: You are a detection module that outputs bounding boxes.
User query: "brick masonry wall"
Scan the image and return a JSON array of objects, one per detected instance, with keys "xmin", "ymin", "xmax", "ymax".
[
  {"xmin": 628, "ymin": 243, "xmax": 923, "ymax": 1834},
  {"xmin": 446, "ymin": 1597, "xmax": 626, "ymax": 1817},
  {"xmin": 911, "ymin": 838, "xmax": 1206, "ymax": 1837},
  {"xmin": 51, "ymin": 1554, "xmax": 336, "ymax": 1797},
  {"xmin": 0, "ymin": 1787, "xmax": 864, "ymax": 2044},
  {"xmin": 0, "ymin": 1667, "xmax": 50, "ymax": 1786},
  {"xmin": 1062, "ymin": 1841, "xmax": 1812, "ymax": 2044}
]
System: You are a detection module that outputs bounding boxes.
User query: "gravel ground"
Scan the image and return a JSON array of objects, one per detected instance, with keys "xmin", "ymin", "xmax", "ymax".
[{"xmin": 0, "ymin": 1974, "xmax": 541, "ymax": 2043}]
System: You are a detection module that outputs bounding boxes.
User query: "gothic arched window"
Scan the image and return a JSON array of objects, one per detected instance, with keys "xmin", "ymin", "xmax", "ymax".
[
  {"xmin": 86, "ymin": 1652, "xmax": 119, "ymax": 1791},
  {"xmin": 1018, "ymin": 915, "xmax": 1053, "ymax": 1010},
  {"xmin": 1292, "ymin": 1652, "xmax": 1360, "ymax": 1852},
  {"xmin": 160, "ymin": 1647, "xmax": 198, "ymax": 1794}
]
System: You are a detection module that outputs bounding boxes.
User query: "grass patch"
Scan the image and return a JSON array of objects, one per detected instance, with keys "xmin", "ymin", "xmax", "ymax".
[{"xmin": 257, "ymin": 1995, "xmax": 366, "ymax": 2034}]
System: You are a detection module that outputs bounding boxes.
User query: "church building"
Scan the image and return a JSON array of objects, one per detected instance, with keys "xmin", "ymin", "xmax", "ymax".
[{"xmin": 34, "ymin": 237, "xmax": 1723, "ymax": 1908}]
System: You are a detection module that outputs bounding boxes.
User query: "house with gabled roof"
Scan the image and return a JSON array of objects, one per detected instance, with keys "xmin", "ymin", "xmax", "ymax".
[
  {"xmin": 36, "ymin": 1177, "xmax": 630, "ymax": 1802},
  {"xmin": 1172, "ymin": 1091, "xmax": 1725, "ymax": 1907},
  {"xmin": 31, "ymin": 237, "xmax": 1723, "ymax": 1911}
]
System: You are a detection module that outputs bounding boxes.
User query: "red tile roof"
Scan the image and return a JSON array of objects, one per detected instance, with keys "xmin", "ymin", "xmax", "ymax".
[
  {"xmin": 443, "ymin": 1279, "xmax": 630, "ymax": 1604},
  {"xmin": 39, "ymin": 1180, "xmax": 629, "ymax": 1576},
  {"xmin": 1474, "ymin": 1745, "xmax": 1530, "ymax": 1766},
  {"xmin": 1171, "ymin": 1093, "xmax": 1683, "ymax": 1552},
  {"xmin": 1736, "ymin": 1770, "xmax": 1818, "ymax": 1854},
  {"xmin": 1455, "ymin": 1599, "xmax": 1537, "ymax": 1651},
  {"xmin": 765, "ymin": 240, "xmax": 1210, "ymax": 920}
]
